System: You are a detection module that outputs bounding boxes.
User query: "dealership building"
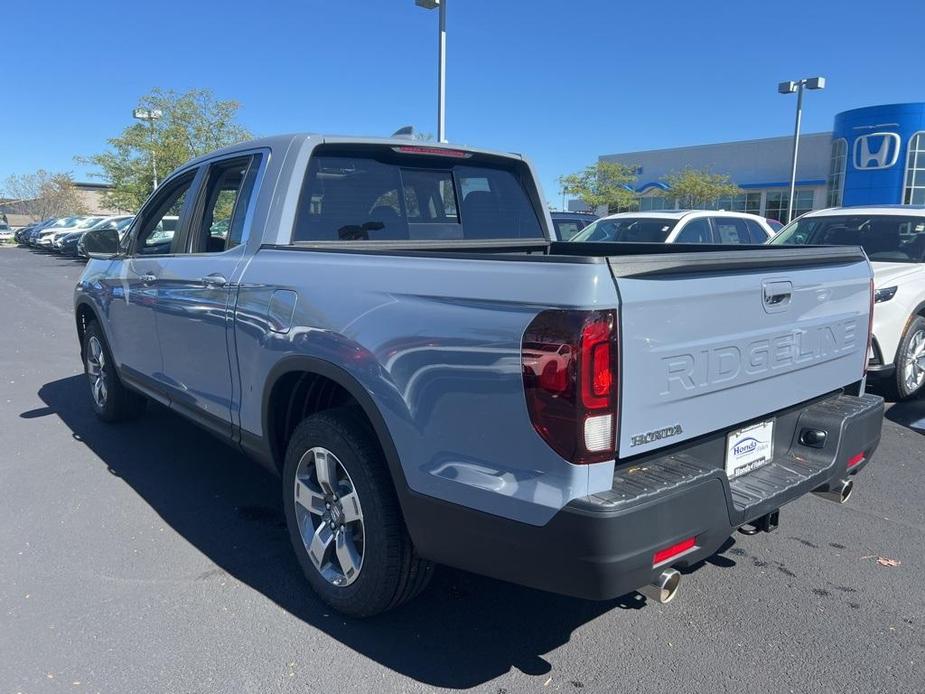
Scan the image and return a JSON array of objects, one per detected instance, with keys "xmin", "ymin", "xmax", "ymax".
[{"xmin": 578, "ymin": 102, "xmax": 925, "ymax": 222}]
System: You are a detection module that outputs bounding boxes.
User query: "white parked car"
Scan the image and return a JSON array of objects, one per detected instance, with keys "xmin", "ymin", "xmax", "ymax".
[
  {"xmin": 569, "ymin": 210, "xmax": 775, "ymax": 245},
  {"xmin": 771, "ymin": 206, "xmax": 925, "ymax": 400}
]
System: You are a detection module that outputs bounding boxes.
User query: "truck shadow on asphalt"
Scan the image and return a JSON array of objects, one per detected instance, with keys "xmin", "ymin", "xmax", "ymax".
[
  {"xmin": 30, "ymin": 375, "xmax": 738, "ymax": 688},
  {"xmin": 883, "ymin": 398, "xmax": 925, "ymax": 433}
]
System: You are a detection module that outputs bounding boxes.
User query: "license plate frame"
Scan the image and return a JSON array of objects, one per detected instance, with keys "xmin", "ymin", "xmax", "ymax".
[{"xmin": 725, "ymin": 419, "xmax": 775, "ymax": 479}]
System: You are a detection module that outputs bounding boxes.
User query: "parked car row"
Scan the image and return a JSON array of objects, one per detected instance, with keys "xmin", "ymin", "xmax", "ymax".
[{"xmin": 15, "ymin": 215, "xmax": 134, "ymax": 257}]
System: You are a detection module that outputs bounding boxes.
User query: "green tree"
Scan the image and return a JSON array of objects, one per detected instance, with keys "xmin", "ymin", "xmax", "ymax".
[
  {"xmin": 80, "ymin": 88, "xmax": 252, "ymax": 211},
  {"xmin": 559, "ymin": 161, "xmax": 638, "ymax": 213},
  {"xmin": 660, "ymin": 168, "xmax": 741, "ymax": 209}
]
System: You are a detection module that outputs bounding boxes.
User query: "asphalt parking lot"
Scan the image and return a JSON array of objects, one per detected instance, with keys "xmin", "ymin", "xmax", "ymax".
[{"xmin": 1, "ymin": 246, "xmax": 923, "ymax": 693}]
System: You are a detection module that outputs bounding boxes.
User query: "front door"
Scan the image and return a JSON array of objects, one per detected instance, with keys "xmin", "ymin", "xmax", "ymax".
[
  {"xmin": 155, "ymin": 154, "xmax": 263, "ymax": 436},
  {"xmin": 106, "ymin": 172, "xmax": 197, "ymax": 395}
]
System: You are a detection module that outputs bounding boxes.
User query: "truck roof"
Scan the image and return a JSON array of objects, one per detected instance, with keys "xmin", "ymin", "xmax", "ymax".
[{"xmin": 181, "ymin": 133, "xmax": 526, "ymax": 171}]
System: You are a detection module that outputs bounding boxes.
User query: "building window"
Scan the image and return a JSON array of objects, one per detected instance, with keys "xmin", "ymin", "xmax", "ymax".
[
  {"xmin": 713, "ymin": 192, "xmax": 761, "ymax": 214},
  {"xmin": 766, "ymin": 190, "xmax": 814, "ymax": 223},
  {"xmin": 638, "ymin": 195, "xmax": 674, "ymax": 211},
  {"xmin": 903, "ymin": 132, "xmax": 925, "ymax": 205},
  {"xmin": 826, "ymin": 138, "xmax": 847, "ymax": 208}
]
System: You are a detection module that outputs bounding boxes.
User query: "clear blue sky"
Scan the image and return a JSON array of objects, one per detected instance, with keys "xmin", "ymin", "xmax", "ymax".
[{"xmin": 2, "ymin": 0, "xmax": 923, "ymax": 208}]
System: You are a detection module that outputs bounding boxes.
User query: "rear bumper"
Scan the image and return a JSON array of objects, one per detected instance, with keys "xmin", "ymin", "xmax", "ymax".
[{"xmin": 402, "ymin": 392, "xmax": 884, "ymax": 601}]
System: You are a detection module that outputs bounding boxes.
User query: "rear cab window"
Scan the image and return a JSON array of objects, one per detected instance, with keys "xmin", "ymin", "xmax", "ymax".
[{"xmin": 292, "ymin": 145, "xmax": 544, "ymax": 243}]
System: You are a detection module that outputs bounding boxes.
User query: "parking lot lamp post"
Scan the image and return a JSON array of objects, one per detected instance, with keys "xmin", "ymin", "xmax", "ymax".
[
  {"xmin": 778, "ymin": 77, "xmax": 825, "ymax": 223},
  {"xmin": 132, "ymin": 108, "xmax": 163, "ymax": 189},
  {"xmin": 415, "ymin": 0, "xmax": 446, "ymax": 143}
]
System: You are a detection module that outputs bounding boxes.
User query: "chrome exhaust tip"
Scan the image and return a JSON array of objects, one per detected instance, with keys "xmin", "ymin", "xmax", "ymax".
[
  {"xmin": 813, "ymin": 478, "xmax": 854, "ymax": 504},
  {"xmin": 638, "ymin": 568, "xmax": 681, "ymax": 604}
]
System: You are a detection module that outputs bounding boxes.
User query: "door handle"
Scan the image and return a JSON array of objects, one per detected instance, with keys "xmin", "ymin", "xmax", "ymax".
[
  {"xmin": 202, "ymin": 273, "xmax": 228, "ymax": 288},
  {"xmin": 140, "ymin": 273, "xmax": 157, "ymax": 285}
]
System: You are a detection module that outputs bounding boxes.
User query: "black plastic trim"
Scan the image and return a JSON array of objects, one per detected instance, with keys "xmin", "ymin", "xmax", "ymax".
[{"xmin": 602, "ymin": 244, "xmax": 868, "ymax": 278}]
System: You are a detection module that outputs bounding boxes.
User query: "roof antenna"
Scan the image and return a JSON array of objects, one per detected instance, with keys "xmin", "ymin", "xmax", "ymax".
[{"xmin": 392, "ymin": 126, "xmax": 415, "ymax": 139}]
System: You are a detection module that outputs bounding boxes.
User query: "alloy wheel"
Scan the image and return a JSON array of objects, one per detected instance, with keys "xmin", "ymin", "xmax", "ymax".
[
  {"xmin": 86, "ymin": 336, "xmax": 108, "ymax": 408},
  {"xmin": 903, "ymin": 329, "xmax": 925, "ymax": 394},
  {"xmin": 293, "ymin": 447, "xmax": 365, "ymax": 587}
]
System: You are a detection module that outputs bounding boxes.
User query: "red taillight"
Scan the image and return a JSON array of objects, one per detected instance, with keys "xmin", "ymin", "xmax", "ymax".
[
  {"xmin": 653, "ymin": 537, "xmax": 697, "ymax": 567},
  {"xmin": 522, "ymin": 309, "xmax": 618, "ymax": 464},
  {"xmin": 847, "ymin": 452, "xmax": 865, "ymax": 469}
]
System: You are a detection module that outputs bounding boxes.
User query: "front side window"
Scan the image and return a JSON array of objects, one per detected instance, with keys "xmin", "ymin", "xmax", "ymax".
[
  {"xmin": 292, "ymin": 148, "xmax": 543, "ymax": 242},
  {"xmin": 903, "ymin": 132, "xmax": 925, "ymax": 205},
  {"xmin": 571, "ymin": 217, "xmax": 678, "ymax": 243},
  {"xmin": 826, "ymin": 138, "xmax": 847, "ymax": 207},
  {"xmin": 771, "ymin": 214, "xmax": 925, "ymax": 263},
  {"xmin": 133, "ymin": 173, "xmax": 195, "ymax": 255}
]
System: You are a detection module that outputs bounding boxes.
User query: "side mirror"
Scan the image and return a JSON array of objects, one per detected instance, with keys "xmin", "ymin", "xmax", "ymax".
[{"xmin": 82, "ymin": 227, "xmax": 120, "ymax": 258}]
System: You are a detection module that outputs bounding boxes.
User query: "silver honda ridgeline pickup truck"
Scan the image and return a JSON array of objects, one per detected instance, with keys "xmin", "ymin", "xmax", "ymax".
[{"xmin": 75, "ymin": 135, "xmax": 883, "ymax": 616}]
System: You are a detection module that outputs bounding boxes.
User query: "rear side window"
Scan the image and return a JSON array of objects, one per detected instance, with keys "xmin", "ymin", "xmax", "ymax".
[
  {"xmin": 292, "ymin": 148, "xmax": 543, "ymax": 242},
  {"xmin": 673, "ymin": 218, "xmax": 712, "ymax": 243},
  {"xmin": 745, "ymin": 219, "xmax": 769, "ymax": 243},
  {"xmin": 554, "ymin": 220, "xmax": 583, "ymax": 240},
  {"xmin": 713, "ymin": 217, "xmax": 751, "ymax": 244}
]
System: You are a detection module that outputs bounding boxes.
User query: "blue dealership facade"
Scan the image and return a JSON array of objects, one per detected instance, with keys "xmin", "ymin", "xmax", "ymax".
[
  {"xmin": 587, "ymin": 102, "xmax": 925, "ymax": 222},
  {"xmin": 832, "ymin": 103, "xmax": 925, "ymax": 207}
]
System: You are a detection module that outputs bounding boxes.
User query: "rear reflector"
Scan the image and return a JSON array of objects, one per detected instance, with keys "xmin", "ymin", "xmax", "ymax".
[
  {"xmin": 847, "ymin": 452, "xmax": 865, "ymax": 469},
  {"xmin": 653, "ymin": 537, "xmax": 697, "ymax": 567},
  {"xmin": 392, "ymin": 145, "xmax": 472, "ymax": 158}
]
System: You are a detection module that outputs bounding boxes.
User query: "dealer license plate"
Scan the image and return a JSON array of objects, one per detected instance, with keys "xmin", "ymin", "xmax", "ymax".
[{"xmin": 725, "ymin": 420, "xmax": 774, "ymax": 479}]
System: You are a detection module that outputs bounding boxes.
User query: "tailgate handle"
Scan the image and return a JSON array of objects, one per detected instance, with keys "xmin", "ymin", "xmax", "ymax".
[{"xmin": 762, "ymin": 280, "xmax": 792, "ymax": 312}]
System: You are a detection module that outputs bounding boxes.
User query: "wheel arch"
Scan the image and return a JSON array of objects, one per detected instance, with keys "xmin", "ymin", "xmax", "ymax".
[
  {"xmin": 261, "ymin": 356, "xmax": 410, "ymax": 495},
  {"xmin": 74, "ymin": 299, "xmax": 103, "ymax": 358}
]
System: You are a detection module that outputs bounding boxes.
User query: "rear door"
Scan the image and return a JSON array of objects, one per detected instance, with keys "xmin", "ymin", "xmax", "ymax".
[
  {"xmin": 610, "ymin": 247, "xmax": 872, "ymax": 456},
  {"xmin": 154, "ymin": 153, "xmax": 263, "ymax": 435}
]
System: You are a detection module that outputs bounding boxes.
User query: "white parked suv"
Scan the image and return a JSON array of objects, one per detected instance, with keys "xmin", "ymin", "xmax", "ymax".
[
  {"xmin": 771, "ymin": 206, "xmax": 925, "ymax": 400},
  {"xmin": 568, "ymin": 210, "xmax": 775, "ymax": 245}
]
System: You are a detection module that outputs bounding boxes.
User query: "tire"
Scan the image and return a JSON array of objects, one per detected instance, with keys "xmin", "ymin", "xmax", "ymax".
[
  {"xmin": 888, "ymin": 316, "xmax": 925, "ymax": 401},
  {"xmin": 282, "ymin": 408, "xmax": 433, "ymax": 617},
  {"xmin": 82, "ymin": 321, "xmax": 147, "ymax": 422}
]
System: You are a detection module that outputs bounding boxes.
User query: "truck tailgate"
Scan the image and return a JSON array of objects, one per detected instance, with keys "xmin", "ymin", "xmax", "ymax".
[{"xmin": 609, "ymin": 246, "xmax": 872, "ymax": 457}]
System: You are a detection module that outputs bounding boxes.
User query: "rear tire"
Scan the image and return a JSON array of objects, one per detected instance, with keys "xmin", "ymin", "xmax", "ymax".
[
  {"xmin": 282, "ymin": 408, "xmax": 433, "ymax": 617},
  {"xmin": 82, "ymin": 321, "xmax": 147, "ymax": 422}
]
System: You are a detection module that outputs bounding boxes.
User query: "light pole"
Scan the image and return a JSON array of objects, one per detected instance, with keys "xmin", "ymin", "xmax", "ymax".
[
  {"xmin": 415, "ymin": 0, "xmax": 446, "ymax": 143},
  {"xmin": 132, "ymin": 107, "xmax": 163, "ymax": 189},
  {"xmin": 778, "ymin": 76, "xmax": 825, "ymax": 223}
]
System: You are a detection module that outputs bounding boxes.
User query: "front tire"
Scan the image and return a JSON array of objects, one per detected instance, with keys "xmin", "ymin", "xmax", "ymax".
[
  {"xmin": 889, "ymin": 316, "xmax": 925, "ymax": 401},
  {"xmin": 282, "ymin": 408, "xmax": 433, "ymax": 617},
  {"xmin": 82, "ymin": 321, "xmax": 147, "ymax": 422}
]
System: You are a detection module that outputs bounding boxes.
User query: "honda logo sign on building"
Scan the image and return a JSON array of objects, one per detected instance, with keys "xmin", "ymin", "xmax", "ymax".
[{"xmin": 853, "ymin": 132, "xmax": 901, "ymax": 170}]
